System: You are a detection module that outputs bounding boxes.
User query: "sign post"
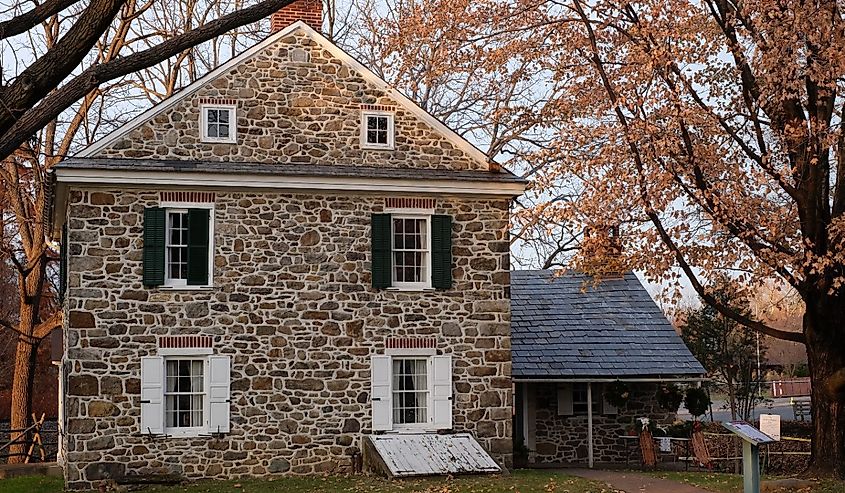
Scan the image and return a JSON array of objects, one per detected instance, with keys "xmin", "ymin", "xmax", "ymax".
[{"xmin": 722, "ymin": 421, "xmax": 777, "ymax": 493}]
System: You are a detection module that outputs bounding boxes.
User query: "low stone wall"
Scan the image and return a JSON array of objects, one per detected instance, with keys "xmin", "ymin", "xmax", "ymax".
[
  {"xmin": 0, "ymin": 420, "xmax": 59, "ymax": 463},
  {"xmin": 532, "ymin": 383, "xmax": 673, "ymax": 464},
  {"xmin": 701, "ymin": 421, "xmax": 810, "ymax": 475}
]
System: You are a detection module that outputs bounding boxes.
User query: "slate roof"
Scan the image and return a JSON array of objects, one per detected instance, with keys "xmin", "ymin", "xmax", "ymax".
[
  {"xmin": 56, "ymin": 158, "xmax": 526, "ymax": 184},
  {"xmin": 511, "ymin": 270, "xmax": 706, "ymax": 379}
]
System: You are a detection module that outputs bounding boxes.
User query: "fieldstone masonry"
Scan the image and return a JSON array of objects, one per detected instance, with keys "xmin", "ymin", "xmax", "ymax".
[
  {"xmin": 531, "ymin": 383, "xmax": 673, "ymax": 464},
  {"xmin": 94, "ymin": 28, "xmax": 486, "ymax": 172},
  {"xmin": 62, "ymin": 189, "xmax": 513, "ymax": 489}
]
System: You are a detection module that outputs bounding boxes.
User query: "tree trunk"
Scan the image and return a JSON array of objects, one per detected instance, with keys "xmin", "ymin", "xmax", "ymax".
[
  {"xmin": 726, "ymin": 380, "xmax": 737, "ymax": 420},
  {"xmin": 8, "ymin": 335, "xmax": 36, "ymax": 463},
  {"xmin": 8, "ymin": 253, "xmax": 47, "ymax": 464},
  {"xmin": 804, "ymin": 291, "xmax": 845, "ymax": 478}
]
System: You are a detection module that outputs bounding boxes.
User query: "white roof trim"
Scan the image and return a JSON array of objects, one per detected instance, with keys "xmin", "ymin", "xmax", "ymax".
[
  {"xmin": 77, "ymin": 21, "xmax": 492, "ymax": 167},
  {"xmin": 51, "ymin": 167, "xmax": 522, "ymax": 237},
  {"xmin": 54, "ymin": 167, "xmax": 524, "ymax": 196}
]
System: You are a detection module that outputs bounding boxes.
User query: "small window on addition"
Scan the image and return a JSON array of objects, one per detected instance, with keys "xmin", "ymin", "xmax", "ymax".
[
  {"xmin": 201, "ymin": 104, "xmax": 236, "ymax": 143},
  {"xmin": 361, "ymin": 111, "xmax": 394, "ymax": 149}
]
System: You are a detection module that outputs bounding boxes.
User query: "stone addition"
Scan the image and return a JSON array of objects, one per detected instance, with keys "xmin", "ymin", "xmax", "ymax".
[
  {"xmin": 531, "ymin": 383, "xmax": 674, "ymax": 464},
  {"xmin": 93, "ymin": 27, "xmax": 485, "ymax": 172},
  {"xmin": 62, "ymin": 188, "xmax": 513, "ymax": 490}
]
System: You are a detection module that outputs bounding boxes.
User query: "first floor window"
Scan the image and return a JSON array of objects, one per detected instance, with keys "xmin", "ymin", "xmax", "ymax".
[
  {"xmin": 392, "ymin": 358, "xmax": 429, "ymax": 425},
  {"xmin": 164, "ymin": 359, "xmax": 205, "ymax": 430},
  {"xmin": 371, "ymin": 353, "xmax": 452, "ymax": 432},
  {"xmin": 140, "ymin": 354, "xmax": 230, "ymax": 437},
  {"xmin": 572, "ymin": 383, "xmax": 589, "ymax": 415},
  {"xmin": 392, "ymin": 216, "xmax": 429, "ymax": 288}
]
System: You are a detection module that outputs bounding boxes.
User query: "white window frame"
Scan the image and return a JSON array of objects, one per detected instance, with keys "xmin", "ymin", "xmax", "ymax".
[
  {"xmin": 163, "ymin": 356, "xmax": 208, "ymax": 437},
  {"xmin": 200, "ymin": 104, "xmax": 237, "ymax": 144},
  {"xmin": 360, "ymin": 111, "xmax": 395, "ymax": 150},
  {"xmin": 390, "ymin": 214, "xmax": 431, "ymax": 291},
  {"xmin": 390, "ymin": 357, "xmax": 432, "ymax": 431},
  {"xmin": 160, "ymin": 202, "xmax": 214, "ymax": 290}
]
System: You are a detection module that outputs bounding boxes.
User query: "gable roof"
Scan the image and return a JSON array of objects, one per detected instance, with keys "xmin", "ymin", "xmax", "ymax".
[
  {"xmin": 77, "ymin": 21, "xmax": 491, "ymax": 167},
  {"xmin": 510, "ymin": 270, "xmax": 706, "ymax": 380}
]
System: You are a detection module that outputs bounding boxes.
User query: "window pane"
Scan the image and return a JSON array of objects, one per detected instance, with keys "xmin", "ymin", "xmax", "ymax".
[
  {"xmin": 218, "ymin": 109, "xmax": 229, "ymax": 124},
  {"xmin": 164, "ymin": 359, "xmax": 205, "ymax": 429},
  {"xmin": 392, "ymin": 358, "xmax": 429, "ymax": 425},
  {"xmin": 208, "ymin": 110, "xmax": 218, "ymax": 123},
  {"xmin": 208, "ymin": 124, "xmax": 219, "ymax": 138},
  {"xmin": 219, "ymin": 124, "xmax": 229, "ymax": 138},
  {"xmin": 376, "ymin": 117, "xmax": 387, "ymax": 130},
  {"xmin": 367, "ymin": 130, "xmax": 378, "ymax": 143}
]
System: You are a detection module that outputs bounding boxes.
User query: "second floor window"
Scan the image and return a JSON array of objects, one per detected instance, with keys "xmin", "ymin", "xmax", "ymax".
[
  {"xmin": 371, "ymin": 212, "xmax": 452, "ymax": 291},
  {"xmin": 393, "ymin": 216, "xmax": 429, "ymax": 288},
  {"xmin": 201, "ymin": 105, "xmax": 236, "ymax": 143},
  {"xmin": 143, "ymin": 206, "xmax": 212, "ymax": 288},
  {"xmin": 167, "ymin": 211, "xmax": 189, "ymax": 282}
]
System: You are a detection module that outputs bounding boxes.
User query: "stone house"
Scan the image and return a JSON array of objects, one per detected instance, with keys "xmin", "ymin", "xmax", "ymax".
[
  {"xmin": 50, "ymin": 4, "xmax": 525, "ymax": 489},
  {"xmin": 510, "ymin": 270, "xmax": 706, "ymax": 466}
]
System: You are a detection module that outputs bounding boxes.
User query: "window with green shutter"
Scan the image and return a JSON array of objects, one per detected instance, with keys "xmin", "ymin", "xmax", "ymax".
[
  {"xmin": 371, "ymin": 212, "xmax": 453, "ymax": 291},
  {"xmin": 371, "ymin": 214, "xmax": 392, "ymax": 289},
  {"xmin": 186, "ymin": 209, "xmax": 210, "ymax": 285},
  {"xmin": 143, "ymin": 207, "xmax": 166, "ymax": 286},
  {"xmin": 59, "ymin": 224, "xmax": 68, "ymax": 300},
  {"xmin": 431, "ymin": 215, "xmax": 452, "ymax": 289},
  {"xmin": 144, "ymin": 206, "xmax": 212, "ymax": 288}
]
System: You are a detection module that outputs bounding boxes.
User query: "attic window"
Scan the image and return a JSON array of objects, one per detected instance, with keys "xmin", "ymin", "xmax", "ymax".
[
  {"xmin": 289, "ymin": 48, "xmax": 310, "ymax": 63},
  {"xmin": 361, "ymin": 111, "xmax": 394, "ymax": 149},
  {"xmin": 201, "ymin": 104, "xmax": 236, "ymax": 143}
]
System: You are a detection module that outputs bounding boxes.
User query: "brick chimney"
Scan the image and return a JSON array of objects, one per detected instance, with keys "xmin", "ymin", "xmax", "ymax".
[{"xmin": 271, "ymin": 0, "xmax": 322, "ymax": 33}]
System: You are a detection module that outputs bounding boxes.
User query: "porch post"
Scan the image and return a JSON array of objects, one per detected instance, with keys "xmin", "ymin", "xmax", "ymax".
[
  {"xmin": 521, "ymin": 382, "xmax": 529, "ymax": 442},
  {"xmin": 587, "ymin": 382, "xmax": 594, "ymax": 468}
]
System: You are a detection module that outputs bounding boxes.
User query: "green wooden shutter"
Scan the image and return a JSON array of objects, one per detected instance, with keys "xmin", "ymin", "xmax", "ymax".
[
  {"xmin": 371, "ymin": 213, "xmax": 392, "ymax": 289},
  {"xmin": 143, "ymin": 207, "xmax": 166, "ymax": 287},
  {"xmin": 58, "ymin": 224, "xmax": 68, "ymax": 300},
  {"xmin": 187, "ymin": 208, "xmax": 210, "ymax": 286},
  {"xmin": 431, "ymin": 215, "xmax": 452, "ymax": 289}
]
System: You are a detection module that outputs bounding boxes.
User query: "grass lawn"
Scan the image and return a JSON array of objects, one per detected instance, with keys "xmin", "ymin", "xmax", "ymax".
[
  {"xmin": 645, "ymin": 471, "xmax": 845, "ymax": 493},
  {"xmin": 0, "ymin": 471, "xmax": 612, "ymax": 493}
]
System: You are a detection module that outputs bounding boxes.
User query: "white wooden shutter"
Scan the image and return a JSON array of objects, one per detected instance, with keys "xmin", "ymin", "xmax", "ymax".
[
  {"xmin": 557, "ymin": 383, "xmax": 574, "ymax": 416},
  {"xmin": 602, "ymin": 385, "xmax": 618, "ymax": 415},
  {"xmin": 371, "ymin": 355, "xmax": 392, "ymax": 431},
  {"xmin": 208, "ymin": 355, "xmax": 231, "ymax": 433},
  {"xmin": 140, "ymin": 356, "xmax": 164, "ymax": 435},
  {"xmin": 432, "ymin": 355, "xmax": 453, "ymax": 430}
]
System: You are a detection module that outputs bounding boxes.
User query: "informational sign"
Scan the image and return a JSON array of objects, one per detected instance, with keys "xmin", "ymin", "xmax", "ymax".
[
  {"xmin": 759, "ymin": 414, "xmax": 781, "ymax": 442},
  {"xmin": 722, "ymin": 421, "xmax": 777, "ymax": 446}
]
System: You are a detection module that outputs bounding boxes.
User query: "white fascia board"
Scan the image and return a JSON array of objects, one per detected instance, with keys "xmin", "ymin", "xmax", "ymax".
[
  {"xmin": 54, "ymin": 168, "xmax": 526, "ymax": 197},
  {"xmin": 77, "ymin": 22, "xmax": 493, "ymax": 170}
]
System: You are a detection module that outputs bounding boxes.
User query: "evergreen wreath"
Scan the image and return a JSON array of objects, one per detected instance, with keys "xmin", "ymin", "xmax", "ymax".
[
  {"xmin": 655, "ymin": 383, "xmax": 684, "ymax": 412},
  {"xmin": 684, "ymin": 387, "xmax": 711, "ymax": 418},
  {"xmin": 604, "ymin": 381, "xmax": 631, "ymax": 408}
]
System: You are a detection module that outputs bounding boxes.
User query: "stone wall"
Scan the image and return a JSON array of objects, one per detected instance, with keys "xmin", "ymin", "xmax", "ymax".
[
  {"xmin": 62, "ymin": 188, "xmax": 512, "ymax": 490},
  {"xmin": 531, "ymin": 383, "xmax": 673, "ymax": 464},
  {"xmin": 93, "ymin": 27, "xmax": 485, "ymax": 172}
]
